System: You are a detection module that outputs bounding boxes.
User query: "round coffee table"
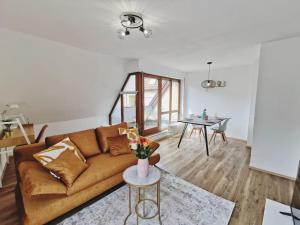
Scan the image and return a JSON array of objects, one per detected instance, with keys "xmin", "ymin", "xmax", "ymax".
[{"xmin": 123, "ymin": 165, "xmax": 162, "ymax": 225}]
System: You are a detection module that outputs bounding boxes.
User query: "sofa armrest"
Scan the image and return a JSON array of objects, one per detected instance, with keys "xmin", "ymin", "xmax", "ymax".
[
  {"xmin": 14, "ymin": 142, "xmax": 46, "ymax": 175},
  {"xmin": 148, "ymin": 139, "xmax": 160, "ymax": 151}
]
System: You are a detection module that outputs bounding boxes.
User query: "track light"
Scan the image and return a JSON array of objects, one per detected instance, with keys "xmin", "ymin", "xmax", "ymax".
[
  {"xmin": 118, "ymin": 12, "xmax": 152, "ymax": 39},
  {"xmin": 125, "ymin": 20, "xmax": 131, "ymax": 26},
  {"xmin": 118, "ymin": 29, "xmax": 130, "ymax": 39},
  {"xmin": 143, "ymin": 28, "xmax": 152, "ymax": 38}
]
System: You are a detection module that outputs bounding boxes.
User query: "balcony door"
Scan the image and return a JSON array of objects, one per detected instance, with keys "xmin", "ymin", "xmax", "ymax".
[
  {"xmin": 141, "ymin": 74, "xmax": 181, "ymax": 136},
  {"xmin": 109, "ymin": 72, "xmax": 181, "ymax": 136},
  {"xmin": 143, "ymin": 75, "xmax": 160, "ymax": 135}
]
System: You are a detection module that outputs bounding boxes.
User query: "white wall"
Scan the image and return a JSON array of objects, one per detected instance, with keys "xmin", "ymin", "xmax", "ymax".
[
  {"xmin": 138, "ymin": 59, "xmax": 186, "ymax": 117},
  {"xmin": 139, "ymin": 59, "xmax": 185, "ymax": 79},
  {"xmin": 34, "ymin": 116, "xmax": 108, "ymax": 138},
  {"xmin": 185, "ymin": 64, "xmax": 257, "ymax": 140},
  {"xmin": 247, "ymin": 59, "xmax": 260, "ymax": 146},
  {"xmin": 0, "ymin": 28, "xmax": 128, "ymax": 135},
  {"xmin": 0, "ymin": 29, "xmax": 187, "ymax": 137},
  {"xmin": 251, "ymin": 36, "xmax": 300, "ymax": 178}
]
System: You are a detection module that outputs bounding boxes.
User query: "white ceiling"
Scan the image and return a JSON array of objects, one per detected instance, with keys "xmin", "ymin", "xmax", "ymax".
[{"xmin": 1, "ymin": 0, "xmax": 300, "ymax": 71}]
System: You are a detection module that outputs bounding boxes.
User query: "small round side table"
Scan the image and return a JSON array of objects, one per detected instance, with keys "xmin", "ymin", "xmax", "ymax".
[{"xmin": 123, "ymin": 165, "xmax": 162, "ymax": 225}]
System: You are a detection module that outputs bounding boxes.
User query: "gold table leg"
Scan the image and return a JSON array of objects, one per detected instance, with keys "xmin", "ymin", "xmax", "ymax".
[
  {"xmin": 157, "ymin": 181, "xmax": 162, "ymax": 225},
  {"xmin": 124, "ymin": 185, "xmax": 132, "ymax": 225},
  {"xmin": 128, "ymin": 180, "xmax": 162, "ymax": 225},
  {"xmin": 137, "ymin": 187, "xmax": 140, "ymax": 225},
  {"xmin": 143, "ymin": 188, "xmax": 146, "ymax": 217}
]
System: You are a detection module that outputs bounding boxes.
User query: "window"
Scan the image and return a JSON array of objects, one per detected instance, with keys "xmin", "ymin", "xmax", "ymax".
[
  {"xmin": 142, "ymin": 74, "xmax": 181, "ymax": 135},
  {"xmin": 122, "ymin": 75, "xmax": 137, "ymax": 127},
  {"xmin": 109, "ymin": 73, "xmax": 181, "ymax": 136},
  {"xmin": 160, "ymin": 79, "xmax": 180, "ymax": 132},
  {"xmin": 143, "ymin": 77, "xmax": 159, "ymax": 130},
  {"xmin": 109, "ymin": 74, "xmax": 137, "ymax": 127}
]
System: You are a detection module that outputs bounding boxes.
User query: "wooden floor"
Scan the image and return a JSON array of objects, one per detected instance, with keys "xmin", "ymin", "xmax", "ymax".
[
  {"xmin": 0, "ymin": 133, "xmax": 294, "ymax": 225},
  {"xmin": 157, "ymin": 133, "xmax": 294, "ymax": 225},
  {"xmin": 0, "ymin": 157, "xmax": 19, "ymax": 225}
]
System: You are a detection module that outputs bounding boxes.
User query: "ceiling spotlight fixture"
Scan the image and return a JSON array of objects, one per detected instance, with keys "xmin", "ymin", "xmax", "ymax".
[{"xmin": 118, "ymin": 12, "xmax": 152, "ymax": 39}]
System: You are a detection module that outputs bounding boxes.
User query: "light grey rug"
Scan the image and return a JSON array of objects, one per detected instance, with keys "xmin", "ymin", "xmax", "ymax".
[{"xmin": 59, "ymin": 169, "xmax": 235, "ymax": 225}]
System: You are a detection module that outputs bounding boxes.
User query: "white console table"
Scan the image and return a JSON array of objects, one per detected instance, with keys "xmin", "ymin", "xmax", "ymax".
[{"xmin": 263, "ymin": 199, "xmax": 293, "ymax": 225}]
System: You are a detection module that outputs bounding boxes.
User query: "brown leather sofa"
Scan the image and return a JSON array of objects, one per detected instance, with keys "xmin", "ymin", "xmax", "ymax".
[{"xmin": 14, "ymin": 123, "xmax": 160, "ymax": 225}]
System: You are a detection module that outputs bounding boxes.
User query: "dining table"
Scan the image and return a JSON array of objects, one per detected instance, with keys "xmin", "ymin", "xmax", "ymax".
[{"xmin": 177, "ymin": 117, "xmax": 228, "ymax": 156}]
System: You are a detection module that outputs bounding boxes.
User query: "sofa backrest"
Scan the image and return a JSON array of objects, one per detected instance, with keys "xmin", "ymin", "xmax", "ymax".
[
  {"xmin": 44, "ymin": 122, "xmax": 129, "ymax": 158},
  {"xmin": 45, "ymin": 129, "xmax": 101, "ymax": 158},
  {"xmin": 95, "ymin": 122, "xmax": 128, "ymax": 153}
]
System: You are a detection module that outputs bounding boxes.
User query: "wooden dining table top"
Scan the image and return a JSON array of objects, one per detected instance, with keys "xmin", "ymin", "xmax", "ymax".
[{"xmin": 0, "ymin": 124, "xmax": 35, "ymax": 148}]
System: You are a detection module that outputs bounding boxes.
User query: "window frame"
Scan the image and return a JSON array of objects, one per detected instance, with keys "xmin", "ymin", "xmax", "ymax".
[
  {"xmin": 109, "ymin": 72, "xmax": 181, "ymax": 136},
  {"xmin": 138, "ymin": 73, "xmax": 181, "ymax": 135}
]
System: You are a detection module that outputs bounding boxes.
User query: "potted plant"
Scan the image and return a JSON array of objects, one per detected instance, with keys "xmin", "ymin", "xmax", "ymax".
[{"xmin": 132, "ymin": 137, "xmax": 154, "ymax": 178}]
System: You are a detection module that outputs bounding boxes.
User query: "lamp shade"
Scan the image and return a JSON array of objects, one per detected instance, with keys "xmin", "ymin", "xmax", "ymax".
[{"xmin": 201, "ymin": 80, "xmax": 216, "ymax": 88}]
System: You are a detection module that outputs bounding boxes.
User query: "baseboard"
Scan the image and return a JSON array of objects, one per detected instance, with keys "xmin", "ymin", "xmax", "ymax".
[
  {"xmin": 249, "ymin": 166, "xmax": 295, "ymax": 181},
  {"xmin": 227, "ymin": 137, "xmax": 247, "ymax": 143},
  {"xmin": 149, "ymin": 129, "xmax": 247, "ymax": 144},
  {"xmin": 148, "ymin": 130, "xmax": 171, "ymax": 141}
]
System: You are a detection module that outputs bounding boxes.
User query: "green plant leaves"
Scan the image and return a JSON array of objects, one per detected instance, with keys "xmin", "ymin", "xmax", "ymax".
[{"xmin": 133, "ymin": 144, "xmax": 152, "ymax": 159}]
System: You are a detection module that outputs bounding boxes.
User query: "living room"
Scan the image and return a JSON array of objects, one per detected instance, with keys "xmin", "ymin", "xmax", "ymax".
[{"xmin": 0, "ymin": 1, "xmax": 300, "ymax": 225}]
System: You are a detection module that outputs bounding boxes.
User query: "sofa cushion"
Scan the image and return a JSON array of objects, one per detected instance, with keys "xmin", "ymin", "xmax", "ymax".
[
  {"xmin": 45, "ymin": 129, "xmax": 101, "ymax": 157},
  {"xmin": 20, "ymin": 173, "xmax": 124, "ymax": 225},
  {"xmin": 67, "ymin": 152, "xmax": 135, "ymax": 195},
  {"xmin": 67, "ymin": 152, "xmax": 160, "ymax": 196},
  {"xmin": 107, "ymin": 134, "xmax": 131, "ymax": 156},
  {"xmin": 44, "ymin": 150, "xmax": 89, "ymax": 188},
  {"xmin": 96, "ymin": 122, "xmax": 128, "ymax": 153},
  {"xmin": 19, "ymin": 161, "xmax": 67, "ymax": 197}
]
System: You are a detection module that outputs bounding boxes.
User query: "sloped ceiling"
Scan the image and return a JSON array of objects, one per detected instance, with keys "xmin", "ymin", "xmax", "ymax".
[
  {"xmin": 1, "ymin": 0, "xmax": 300, "ymax": 71},
  {"xmin": 0, "ymin": 29, "xmax": 128, "ymax": 124}
]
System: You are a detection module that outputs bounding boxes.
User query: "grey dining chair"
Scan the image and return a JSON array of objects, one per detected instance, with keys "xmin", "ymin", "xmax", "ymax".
[{"xmin": 209, "ymin": 118, "xmax": 230, "ymax": 144}]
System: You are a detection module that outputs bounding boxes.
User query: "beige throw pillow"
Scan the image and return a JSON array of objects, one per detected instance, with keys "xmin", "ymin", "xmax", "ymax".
[{"xmin": 33, "ymin": 137, "xmax": 86, "ymax": 166}]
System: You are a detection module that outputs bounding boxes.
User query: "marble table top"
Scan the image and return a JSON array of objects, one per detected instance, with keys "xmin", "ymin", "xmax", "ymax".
[{"xmin": 123, "ymin": 165, "xmax": 161, "ymax": 187}]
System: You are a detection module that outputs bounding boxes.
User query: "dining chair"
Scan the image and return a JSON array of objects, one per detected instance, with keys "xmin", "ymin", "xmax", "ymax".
[
  {"xmin": 189, "ymin": 124, "xmax": 205, "ymax": 141},
  {"xmin": 35, "ymin": 124, "xmax": 48, "ymax": 143},
  {"xmin": 209, "ymin": 119, "xmax": 230, "ymax": 144}
]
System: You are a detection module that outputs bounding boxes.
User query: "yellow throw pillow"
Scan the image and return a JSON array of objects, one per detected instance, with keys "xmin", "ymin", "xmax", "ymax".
[
  {"xmin": 118, "ymin": 128, "xmax": 139, "ymax": 141},
  {"xmin": 44, "ymin": 149, "xmax": 88, "ymax": 188},
  {"xmin": 33, "ymin": 137, "xmax": 86, "ymax": 166}
]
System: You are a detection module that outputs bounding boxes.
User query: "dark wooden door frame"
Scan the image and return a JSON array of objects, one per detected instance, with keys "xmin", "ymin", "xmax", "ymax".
[
  {"xmin": 140, "ymin": 73, "xmax": 161, "ymax": 136},
  {"xmin": 109, "ymin": 72, "xmax": 181, "ymax": 136},
  {"xmin": 137, "ymin": 73, "xmax": 181, "ymax": 136}
]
